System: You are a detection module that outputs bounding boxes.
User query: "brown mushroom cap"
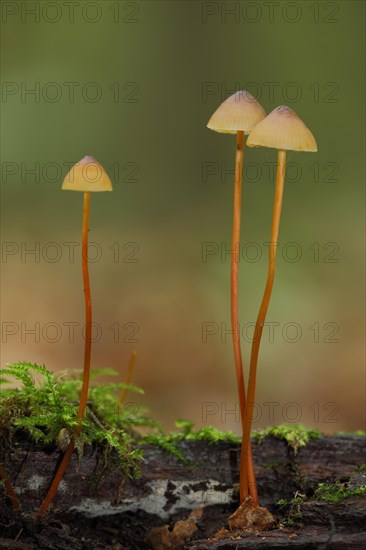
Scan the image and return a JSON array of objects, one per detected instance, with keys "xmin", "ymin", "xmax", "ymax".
[
  {"xmin": 246, "ymin": 105, "xmax": 317, "ymax": 152},
  {"xmin": 62, "ymin": 156, "xmax": 113, "ymax": 192},
  {"xmin": 207, "ymin": 91, "xmax": 266, "ymax": 135}
]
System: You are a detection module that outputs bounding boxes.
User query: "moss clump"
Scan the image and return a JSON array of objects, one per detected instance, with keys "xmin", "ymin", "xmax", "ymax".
[
  {"xmin": 175, "ymin": 419, "xmax": 240, "ymax": 443},
  {"xmin": 253, "ymin": 423, "xmax": 321, "ymax": 453},
  {"xmin": 0, "ymin": 362, "xmax": 156, "ymax": 479},
  {"xmin": 277, "ymin": 496, "xmax": 304, "ymax": 508},
  {"xmin": 143, "ymin": 419, "xmax": 240, "ymax": 463},
  {"xmin": 315, "ymin": 481, "xmax": 366, "ymax": 503},
  {"xmin": 277, "ymin": 493, "xmax": 305, "ymax": 527},
  {"xmin": 1, "ymin": 362, "xmax": 211, "ymax": 481},
  {"xmin": 0, "ymin": 363, "xmax": 241, "ymax": 476}
]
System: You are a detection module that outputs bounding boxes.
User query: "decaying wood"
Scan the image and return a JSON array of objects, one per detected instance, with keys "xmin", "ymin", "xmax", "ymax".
[
  {"xmin": 1, "ymin": 435, "xmax": 365, "ymax": 549},
  {"xmin": 1, "ymin": 435, "xmax": 365, "ymax": 515},
  {"xmin": 188, "ymin": 472, "xmax": 366, "ymax": 549},
  {"xmin": 188, "ymin": 528, "xmax": 366, "ymax": 549}
]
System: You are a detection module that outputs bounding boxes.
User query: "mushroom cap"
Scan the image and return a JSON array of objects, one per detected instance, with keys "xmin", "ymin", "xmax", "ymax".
[
  {"xmin": 246, "ymin": 105, "xmax": 317, "ymax": 152},
  {"xmin": 207, "ymin": 91, "xmax": 266, "ymax": 135},
  {"xmin": 62, "ymin": 156, "xmax": 113, "ymax": 192}
]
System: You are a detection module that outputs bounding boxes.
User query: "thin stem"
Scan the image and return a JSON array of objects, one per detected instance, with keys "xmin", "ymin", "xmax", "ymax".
[
  {"xmin": 37, "ymin": 192, "xmax": 92, "ymax": 518},
  {"xmin": 37, "ymin": 441, "xmax": 75, "ymax": 519},
  {"xmin": 0, "ymin": 463, "xmax": 21, "ymax": 510},
  {"xmin": 231, "ymin": 131, "xmax": 258, "ymax": 505},
  {"xmin": 240, "ymin": 149, "xmax": 286, "ymax": 501},
  {"xmin": 120, "ymin": 351, "xmax": 137, "ymax": 405},
  {"xmin": 78, "ymin": 191, "xmax": 92, "ymax": 422}
]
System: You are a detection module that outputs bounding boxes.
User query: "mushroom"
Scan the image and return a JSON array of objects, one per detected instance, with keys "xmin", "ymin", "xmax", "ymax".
[
  {"xmin": 37, "ymin": 156, "xmax": 112, "ymax": 518},
  {"xmin": 207, "ymin": 91, "xmax": 266, "ymax": 504},
  {"xmin": 240, "ymin": 106, "xmax": 317, "ymax": 502},
  {"xmin": 61, "ymin": 156, "xmax": 112, "ymax": 423}
]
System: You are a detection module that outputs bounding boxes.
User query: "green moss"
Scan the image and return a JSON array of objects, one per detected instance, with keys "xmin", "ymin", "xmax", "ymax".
[
  {"xmin": 277, "ymin": 493, "xmax": 305, "ymax": 526},
  {"xmin": 0, "ymin": 363, "xmax": 241, "ymax": 479},
  {"xmin": 277, "ymin": 496, "xmax": 303, "ymax": 508},
  {"xmin": 143, "ymin": 419, "xmax": 240, "ymax": 463},
  {"xmin": 0, "ymin": 362, "xmax": 166, "ymax": 479},
  {"xmin": 253, "ymin": 424, "xmax": 321, "ymax": 453},
  {"xmin": 179, "ymin": 421, "xmax": 240, "ymax": 443},
  {"xmin": 277, "ymin": 498, "xmax": 290, "ymax": 507},
  {"xmin": 315, "ymin": 481, "xmax": 366, "ymax": 503},
  {"xmin": 277, "ymin": 477, "xmax": 366, "ymax": 529},
  {"xmin": 263, "ymin": 460, "xmax": 282, "ymax": 470}
]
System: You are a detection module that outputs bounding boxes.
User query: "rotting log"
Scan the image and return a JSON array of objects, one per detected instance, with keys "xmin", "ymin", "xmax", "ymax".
[
  {"xmin": 0, "ymin": 435, "xmax": 365, "ymax": 549},
  {"xmin": 2, "ymin": 435, "xmax": 364, "ymax": 515}
]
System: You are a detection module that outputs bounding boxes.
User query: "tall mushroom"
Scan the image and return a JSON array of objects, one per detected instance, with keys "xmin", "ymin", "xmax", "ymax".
[
  {"xmin": 61, "ymin": 156, "xmax": 113, "ymax": 423},
  {"xmin": 207, "ymin": 91, "xmax": 266, "ymax": 504},
  {"xmin": 37, "ymin": 156, "xmax": 112, "ymax": 518},
  {"xmin": 241, "ymin": 106, "xmax": 317, "ymax": 502}
]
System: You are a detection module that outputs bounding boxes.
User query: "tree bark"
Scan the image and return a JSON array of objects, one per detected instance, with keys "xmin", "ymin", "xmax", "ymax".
[{"xmin": 2, "ymin": 435, "xmax": 364, "ymax": 512}]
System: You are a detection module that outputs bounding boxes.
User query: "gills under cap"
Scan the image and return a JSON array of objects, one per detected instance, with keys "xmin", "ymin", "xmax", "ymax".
[
  {"xmin": 246, "ymin": 106, "xmax": 317, "ymax": 152},
  {"xmin": 207, "ymin": 91, "xmax": 266, "ymax": 135},
  {"xmin": 62, "ymin": 156, "xmax": 113, "ymax": 192}
]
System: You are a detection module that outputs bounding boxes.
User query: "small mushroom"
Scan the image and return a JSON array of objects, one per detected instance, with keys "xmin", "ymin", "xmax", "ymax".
[
  {"xmin": 240, "ymin": 106, "xmax": 317, "ymax": 502},
  {"xmin": 62, "ymin": 156, "xmax": 112, "ymax": 422},
  {"xmin": 207, "ymin": 91, "xmax": 266, "ymax": 504},
  {"xmin": 37, "ymin": 156, "xmax": 112, "ymax": 518}
]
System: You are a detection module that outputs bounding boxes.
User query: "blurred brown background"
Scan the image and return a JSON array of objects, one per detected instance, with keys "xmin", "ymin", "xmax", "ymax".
[{"xmin": 1, "ymin": 1, "xmax": 365, "ymax": 433}]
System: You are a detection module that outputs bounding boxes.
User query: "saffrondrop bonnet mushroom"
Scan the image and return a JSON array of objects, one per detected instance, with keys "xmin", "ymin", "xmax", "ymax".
[
  {"xmin": 246, "ymin": 105, "xmax": 317, "ymax": 151},
  {"xmin": 62, "ymin": 156, "xmax": 113, "ymax": 421},
  {"xmin": 38, "ymin": 156, "xmax": 113, "ymax": 518},
  {"xmin": 207, "ymin": 90, "xmax": 266, "ymax": 134},
  {"xmin": 62, "ymin": 155, "xmax": 113, "ymax": 192},
  {"xmin": 240, "ymin": 106, "xmax": 318, "ymax": 501},
  {"xmin": 207, "ymin": 91, "xmax": 266, "ymax": 505}
]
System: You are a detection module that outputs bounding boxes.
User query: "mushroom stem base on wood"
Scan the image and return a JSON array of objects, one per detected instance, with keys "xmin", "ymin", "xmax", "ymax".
[
  {"xmin": 241, "ymin": 150, "xmax": 286, "ymax": 500},
  {"xmin": 231, "ymin": 131, "xmax": 258, "ymax": 505}
]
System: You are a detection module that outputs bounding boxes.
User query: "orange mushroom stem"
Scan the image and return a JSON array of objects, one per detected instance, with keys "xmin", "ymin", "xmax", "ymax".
[
  {"xmin": 78, "ymin": 191, "xmax": 92, "ymax": 423},
  {"xmin": 0, "ymin": 463, "xmax": 21, "ymax": 511}
]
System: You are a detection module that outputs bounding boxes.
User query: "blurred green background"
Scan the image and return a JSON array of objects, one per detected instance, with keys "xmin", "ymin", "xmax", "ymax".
[{"xmin": 1, "ymin": 1, "xmax": 365, "ymax": 433}]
